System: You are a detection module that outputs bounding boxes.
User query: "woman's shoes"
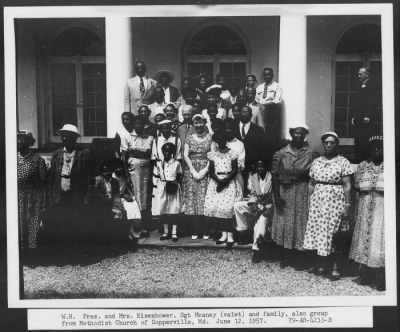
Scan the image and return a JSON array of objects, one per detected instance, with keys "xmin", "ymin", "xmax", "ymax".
[
  {"xmin": 172, "ymin": 234, "xmax": 178, "ymax": 242},
  {"xmin": 328, "ymin": 270, "xmax": 341, "ymax": 281},
  {"xmin": 216, "ymin": 239, "xmax": 227, "ymax": 245},
  {"xmin": 202, "ymin": 235, "xmax": 210, "ymax": 240},
  {"xmin": 160, "ymin": 233, "xmax": 171, "ymax": 241},
  {"xmin": 191, "ymin": 235, "xmax": 198, "ymax": 240}
]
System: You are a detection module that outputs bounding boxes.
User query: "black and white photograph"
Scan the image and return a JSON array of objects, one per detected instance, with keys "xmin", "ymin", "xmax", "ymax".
[{"xmin": 2, "ymin": 1, "xmax": 398, "ymax": 329}]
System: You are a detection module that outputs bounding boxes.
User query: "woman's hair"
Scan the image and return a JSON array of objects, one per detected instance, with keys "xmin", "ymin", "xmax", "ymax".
[
  {"xmin": 164, "ymin": 103, "xmax": 177, "ymax": 112},
  {"xmin": 138, "ymin": 104, "xmax": 150, "ymax": 112},
  {"xmin": 289, "ymin": 127, "xmax": 309, "ymax": 136},
  {"xmin": 224, "ymin": 118, "xmax": 236, "ymax": 129},
  {"xmin": 321, "ymin": 132, "xmax": 339, "ymax": 144},
  {"xmin": 161, "ymin": 142, "xmax": 176, "ymax": 155},
  {"xmin": 212, "ymin": 129, "xmax": 228, "ymax": 145},
  {"xmin": 17, "ymin": 131, "xmax": 35, "ymax": 146},
  {"xmin": 211, "ymin": 118, "xmax": 224, "ymax": 131},
  {"xmin": 121, "ymin": 112, "xmax": 134, "ymax": 121}
]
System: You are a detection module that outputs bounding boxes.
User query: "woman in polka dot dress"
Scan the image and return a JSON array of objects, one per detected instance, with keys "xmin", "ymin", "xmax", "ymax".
[
  {"xmin": 303, "ymin": 132, "xmax": 353, "ymax": 279},
  {"xmin": 17, "ymin": 131, "xmax": 47, "ymax": 262},
  {"xmin": 204, "ymin": 130, "xmax": 241, "ymax": 249}
]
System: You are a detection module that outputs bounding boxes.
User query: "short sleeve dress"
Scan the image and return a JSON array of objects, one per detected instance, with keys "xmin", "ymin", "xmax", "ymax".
[
  {"xmin": 349, "ymin": 161, "xmax": 384, "ymax": 268},
  {"xmin": 303, "ymin": 155, "xmax": 354, "ymax": 256},
  {"xmin": 203, "ymin": 149, "xmax": 239, "ymax": 219},
  {"xmin": 182, "ymin": 134, "xmax": 212, "ymax": 216}
]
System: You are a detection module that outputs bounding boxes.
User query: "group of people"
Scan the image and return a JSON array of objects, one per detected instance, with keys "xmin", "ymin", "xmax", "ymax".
[{"xmin": 17, "ymin": 61, "xmax": 385, "ymax": 292}]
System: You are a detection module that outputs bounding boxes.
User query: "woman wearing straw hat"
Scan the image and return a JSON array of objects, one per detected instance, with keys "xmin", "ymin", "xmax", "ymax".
[
  {"xmin": 17, "ymin": 130, "xmax": 47, "ymax": 264},
  {"xmin": 45, "ymin": 124, "xmax": 91, "ymax": 250}
]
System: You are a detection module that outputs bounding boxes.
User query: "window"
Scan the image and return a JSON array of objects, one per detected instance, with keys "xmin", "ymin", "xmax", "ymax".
[
  {"xmin": 185, "ymin": 25, "xmax": 248, "ymax": 92},
  {"xmin": 48, "ymin": 27, "xmax": 106, "ymax": 142},
  {"xmin": 333, "ymin": 24, "xmax": 381, "ymax": 141}
]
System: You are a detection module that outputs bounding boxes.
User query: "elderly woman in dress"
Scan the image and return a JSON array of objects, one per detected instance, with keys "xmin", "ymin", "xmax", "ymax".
[
  {"xmin": 303, "ymin": 132, "xmax": 353, "ymax": 280},
  {"xmin": 271, "ymin": 124, "xmax": 317, "ymax": 269},
  {"xmin": 17, "ymin": 130, "xmax": 47, "ymax": 263},
  {"xmin": 121, "ymin": 116, "xmax": 154, "ymax": 239},
  {"xmin": 349, "ymin": 136, "xmax": 385, "ymax": 290},
  {"xmin": 183, "ymin": 113, "xmax": 213, "ymax": 239}
]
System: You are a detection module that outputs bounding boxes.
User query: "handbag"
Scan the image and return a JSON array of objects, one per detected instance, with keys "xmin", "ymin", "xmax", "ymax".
[
  {"xmin": 332, "ymin": 217, "xmax": 352, "ymax": 253},
  {"xmin": 165, "ymin": 181, "xmax": 179, "ymax": 194}
]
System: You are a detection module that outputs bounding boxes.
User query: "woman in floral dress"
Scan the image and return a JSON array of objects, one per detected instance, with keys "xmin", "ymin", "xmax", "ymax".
[
  {"xmin": 204, "ymin": 131, "xmax": 239, "ymax": 249},
  {"xmin": 17, "ymin": 130, "xmax": 46, "ymax": 262},
  {"xmin": 183, "ymin": 114, "xmax": 213, "ymax": 239},
  {"xmin": 349, "ymin": 136, "xmax": 385, "ymax": 291},
  {"xmin": 303, "ymin": 132, "xmax": 353, "ymax": 279}
]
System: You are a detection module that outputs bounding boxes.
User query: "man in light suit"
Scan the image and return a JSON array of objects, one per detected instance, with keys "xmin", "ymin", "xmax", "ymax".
[{"xmin": 124, "ymin": 61, "xmax": 157, "ymax": 115}]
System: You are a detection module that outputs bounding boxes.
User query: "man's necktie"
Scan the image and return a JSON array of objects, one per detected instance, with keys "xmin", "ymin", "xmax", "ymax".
[
  {"xmin": 241, "ymin": 124, "xmax": 246, "ymax": 139},
  {"xmin": 262, "ymin": 84, "xmax": 268, "ymax": 99},
  {"xmin": 140, "ymin": 77, "xmax": 145, "ymax": 97}
]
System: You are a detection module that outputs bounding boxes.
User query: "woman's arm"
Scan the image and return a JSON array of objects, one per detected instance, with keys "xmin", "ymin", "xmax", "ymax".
[
  {"xmin": 121, "ymin": 151, "xmax": 133, "ymax": 190},
  {"xmin": 308, "ymin": 178, "xmax": 316, "ymax": 197},
  {"xmin": 341, "ymin": 175, "xmax": 352, "ymax": 217},
  {"xmin": 183, "ymin": 143, "xmax": 195, "ymax": 172},
  {"xmin": 208, "ymin": 160, "xmax": 220, "ymax": 183},
  {"xmin": 272, "ymin": 174, "xmax": 284, "ymax": 211}
]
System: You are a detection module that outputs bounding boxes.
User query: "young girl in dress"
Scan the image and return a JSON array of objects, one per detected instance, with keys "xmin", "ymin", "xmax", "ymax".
[
  {"xmin": 155, "ymin": 142, "xmax": 183, "ymax": 242},
  {"xmin": 112, "ymin": 160, "xmax": 142, "ymax": 240},
  {"xmin": 204, "ymin": 130, "xmax": 239, "ymax": 249}
]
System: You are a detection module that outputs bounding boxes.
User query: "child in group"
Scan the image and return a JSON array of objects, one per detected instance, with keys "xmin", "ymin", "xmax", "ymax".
[
  {"xmin": 88, "ymin": 161, "xmax": 122, "ymax": 242},
  {"xmin": 154, "ymin": 142, "xmax": 183, "ymax": 242},
  {"xmin": 112, "ymin": 160, "xmax": 142, "ymax": 240},
  {"xmin": 204, "ymin": 131, "xmax": 240, "ymax": 249}
]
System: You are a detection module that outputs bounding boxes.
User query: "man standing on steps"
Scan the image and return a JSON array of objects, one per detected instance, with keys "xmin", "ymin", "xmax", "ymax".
[
  {"xmin": 124, "ymin": 61, "xmax": 157, "ymax": 115},
  {"xmin": 351, "ymin": 67, "xmax": 382, "ymax": 162}
]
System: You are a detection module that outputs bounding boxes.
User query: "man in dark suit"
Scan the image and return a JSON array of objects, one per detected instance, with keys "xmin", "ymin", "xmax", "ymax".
[
  {"xmin": 124, "ymin": 61, "xmax": 157, "ymax": 115},
  {"xmin": 235, "ymin": 106, "xmax": 267, "ymax": 187},
  {"xmin": 155, "ymin": 70, "xmax": 180, "ymax": 105},
  {"xmin": 351, "ymin": 67, "xmax": 382, "ymax": 162}
]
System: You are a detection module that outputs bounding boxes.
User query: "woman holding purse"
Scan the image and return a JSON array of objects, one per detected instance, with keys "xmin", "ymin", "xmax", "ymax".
[
  {"xmin": 182, "ymin": 114, "xmax": 212, "ymax": 239},
  {"xmin": 303, "ymin": 132, "xmax": 354, "ymax": 280}
]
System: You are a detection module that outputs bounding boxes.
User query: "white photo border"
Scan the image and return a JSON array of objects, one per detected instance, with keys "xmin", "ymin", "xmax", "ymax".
[{"xmin": 5, "ymin": 2, "xmax": 397, "ymax": 308}]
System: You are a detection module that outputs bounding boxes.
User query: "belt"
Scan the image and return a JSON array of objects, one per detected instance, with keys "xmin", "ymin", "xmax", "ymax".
[
  {"xmin": 61, "ymin": 175, "xmax": 71, "ymax": 179},
  {"xmin": 217, "ymin": 172, "xmax": 229, "ymax": 175},
  {"xmin": 315, "ymin": 181, "xmax": 342, "ymax": 186}
]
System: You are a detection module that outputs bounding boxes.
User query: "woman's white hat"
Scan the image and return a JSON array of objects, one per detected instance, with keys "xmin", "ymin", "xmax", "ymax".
[{"xmin": 58, "ymin": 124, "xmax": 81, "ymax": 137}]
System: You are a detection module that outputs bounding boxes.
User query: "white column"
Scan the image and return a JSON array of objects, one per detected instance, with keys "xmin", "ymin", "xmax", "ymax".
[
  {"xmin": 278, "ymin": 15, "xmax": 307, "ymax": 138},
  {"xmin": 105, "ymin": 17, "xmax": 133, "ymax": 138}
]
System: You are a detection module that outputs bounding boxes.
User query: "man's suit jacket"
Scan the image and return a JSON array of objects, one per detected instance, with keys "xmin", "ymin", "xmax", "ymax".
[
  {"xmin": 351, "ymin": 78, "xmax": 382, "ymax": 130},
  {"xmin": 124, "ymin": 76, "xmax": 157, "ymax": 114},
  {"xmin": 47, "ymin": 147, "xmax": 91, "ymax": 206},
  {"xmin": 235, "ymin": 122, "xmax": 267, "ymax": 165},
  {"xmin": 167, "ymin": 85, "xmax": 180, "ymax": 103}
]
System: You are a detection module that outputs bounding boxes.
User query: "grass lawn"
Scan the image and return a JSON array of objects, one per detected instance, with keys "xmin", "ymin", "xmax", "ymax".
[{"xmin": 23, "ymin": 246, "xmax": 383, "ymax": 299}]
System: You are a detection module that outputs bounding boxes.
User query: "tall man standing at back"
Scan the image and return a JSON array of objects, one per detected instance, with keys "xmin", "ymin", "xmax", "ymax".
[
  {"xmin": 124, "ymin": 61, "xmax": 157, "ymax": 115},
  {"xmin": 351, "ymin": 67, "xmax": 382, "ymax": 162},
  {"xmin": 255, "ymin": 68, "xmax": 283, "ymax": 144}
]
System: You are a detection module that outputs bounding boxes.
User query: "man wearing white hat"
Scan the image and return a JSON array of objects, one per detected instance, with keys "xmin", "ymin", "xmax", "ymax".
[{"xmin": 45, "ymin": 124, "xmax": 91, "ymax": 250}]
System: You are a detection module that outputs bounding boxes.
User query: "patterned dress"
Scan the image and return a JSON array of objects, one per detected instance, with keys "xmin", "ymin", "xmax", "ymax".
[
  {"xmin": 303, "ymin": 155, "xmax": 354, "ymax": 256},
  {"xmin": 17, "ymin": 152, "xmax": 47, "ymax": 249},
  {"xmin": 204, "ymin": 149, "xmax": 240, "ymax": 219},
  {"xmin": 182, "ymin": 134, "xmax": 212, "ymax": 215},
  {"xmin": 271, "ymin": 143, "xmax": 316, "ymax": 250},
  {"xmin": 349, "ymin": 161, "xmax": 384, "ymax": 268},
  {"xmin": 120, "ymin": 131, "xmax": 154, "ymax": 211}
]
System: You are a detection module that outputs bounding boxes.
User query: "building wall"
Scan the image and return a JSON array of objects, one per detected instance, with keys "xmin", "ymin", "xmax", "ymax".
[
  {"xmin": 306, "ymin": 15, "xmax": 381, "ymax": 153},
  {"xmin": 17, "ymin": 21, "xmax": 38, "ymax": 147},
  {"xmin": 131, "ymin": 17, "xmax": 280, "ymax": 88}
]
